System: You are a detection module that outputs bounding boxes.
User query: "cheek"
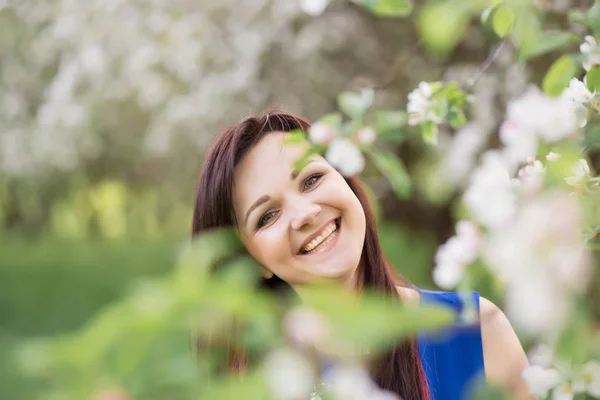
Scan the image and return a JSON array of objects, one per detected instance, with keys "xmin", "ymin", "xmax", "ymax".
[
  {"xmin": 324, "ymin": 177, "xmax": 364, "ymax": 218},
  {"xmin": 328, "ymin": 180, "xmax": 366, "ymax": 238},
  {"xmin": 244, "ymin": 224, "xmax": 292, "ymax": 267}
]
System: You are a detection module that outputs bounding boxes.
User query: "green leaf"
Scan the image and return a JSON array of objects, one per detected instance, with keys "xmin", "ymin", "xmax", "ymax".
[
  {"xmin": 584, "ymin": 125, "xmax": 600, "ymax": 150},
  {"xmin": 179, "ymin": 228, "xmax": 244, "ymax": 276},
  {"xmin": 417, "ymin": 1, "xmax": 472, "ymax": 57},
  {"xmin": 518, "ymin": 31, "xmax": 579, "ymax": 62},
  {"xmin": 469, "ymin": 382, "xmax": 505, "ymax": 400},
  {"xmin": 201, "ymin": 373, "xmax": 271, "ymax": 400},
  {"xmin": 481, "ymin": 7, "xmax": 493, "ymax": 25},
  {"xmin": 292, "ymin": 147, "xmax": 322, "ymax": 173},
  {"xmin": 340, "ymin": 118, "xmax": 362, "ymax": 137},
  {"xmin": 282, "ymin": 129, "xmax": 308, "ymax": 145},
  {"xmin": 431, "ymin": 95, "xmax": 449, "ymax": 120},
  {"xmin": 368, "ymin": 150, "xmax": 412, "ymax": 199},
  {"xmin": 301, "ymin": 285, "xmax": 454, "ymax": 351},
  {"xmin": 376, "ymin": 130, "xmax": 405, "ymax": 144},
  {"xmin": 587, "ymin": 2, "xmax": 600, "ymax": 35},
  {"xmin": 351, "ymin": 0, "xmax": 413, "ymax": 17},
  {"xmin": 421, "ymin": 120, "xmax": 439, "ymax": 145},
  {"xmin": 555, "ymin": 304, "xmax": 594, "ymax": 366},
  {"xmin": 319, "ymin": 112, "xmax": 343, "ymax": 128},
  {"xmin": 443, "ymin": 81, "xmax": 468, "ymax": 107},
  {"xmin": 337, "ymin": 88, "xmax": 374, "ymax": 119},
  {"xmin": 448, "ymin": 108, "xmax": 467, "ymax": 129},
  {"xmin": 373, "ymin": 110, "xmax": 408, "ymax": 133},
  {"xmin": 586, "ymin": 67, "xmax": 600, "ymax": 92},
  {"xmin": 212, "ymin": 255, "xmax": 262, "ymax": 288},
  {"xmin": 513, "ymin": 11, "xmax": 542, "ymax": 61},
  {"xmin": 542, "ymin": 55, "xmax": 580, "ymax": 97},
  {"xmin": 568, "ymin": 9, "xmax": 587, "ymax": 26},
  {"xmin": 492, "ymin": 6, "xmax": 516, "ymax": 38}
]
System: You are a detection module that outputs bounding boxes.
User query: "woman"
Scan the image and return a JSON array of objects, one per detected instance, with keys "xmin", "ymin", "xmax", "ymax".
[{"xmin": 192, "ymin": 110, "xmax": 531, "ymax": 400}]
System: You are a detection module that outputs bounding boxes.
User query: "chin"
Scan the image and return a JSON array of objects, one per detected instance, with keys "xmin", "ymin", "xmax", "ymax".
[{"xmin": 306, "ymin": 255, "xmax": 360, "ymax": 283}]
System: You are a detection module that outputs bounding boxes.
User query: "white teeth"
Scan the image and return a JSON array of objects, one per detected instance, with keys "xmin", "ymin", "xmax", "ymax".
[{"xmin": 302, "ymin": 221, "xmax": 338, "ymax": 253}]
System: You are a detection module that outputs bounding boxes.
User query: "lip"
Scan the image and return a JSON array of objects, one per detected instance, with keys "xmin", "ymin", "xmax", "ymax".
[{"xmin": 297, "ymin": 217, "xmax": 341, "ymax": 256}]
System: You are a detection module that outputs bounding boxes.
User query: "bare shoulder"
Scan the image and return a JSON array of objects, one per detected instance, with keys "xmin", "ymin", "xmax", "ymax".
[
  {"xmin": 479, "ymin": 296, "xmax": 533, "ymax": 400},
  {"xmin": 395, "ymin": 285, "xmax": 421, "ymax": 305}
]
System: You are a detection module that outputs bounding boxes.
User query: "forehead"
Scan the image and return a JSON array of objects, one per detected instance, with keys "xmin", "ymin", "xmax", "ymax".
[{"xmin": 232, "ymin": 133, "xmax": 314, "ymax": 209}]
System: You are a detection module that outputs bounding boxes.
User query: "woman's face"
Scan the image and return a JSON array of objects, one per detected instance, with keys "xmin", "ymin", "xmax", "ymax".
[{"xmin": 232, "ymin": 132, "xmax": 366, "ymax": 290}]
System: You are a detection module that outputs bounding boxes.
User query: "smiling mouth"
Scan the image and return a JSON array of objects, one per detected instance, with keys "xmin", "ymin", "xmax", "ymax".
[{"xmin": 299, "ymin": 217, "xmax": 341, "ymax": 255}]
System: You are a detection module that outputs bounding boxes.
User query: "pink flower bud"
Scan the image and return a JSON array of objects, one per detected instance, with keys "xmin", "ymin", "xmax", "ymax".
[
  {"xmin": 408, "ymin": 114, "xmax": 421, "ymax": 126},
  {"xmin": 308, "ymin": 122, "xmax": 335, "ymax": 145},
  {"xmin": 355, "ymin": 126, "xmax": 376, "ymax": 145},
  {"xmin": 92, "ymin": 389, "xmax": 132, "ymax": 400},
  {"xmin": 284, "ymin": 306, "xmax": 331, "ymax": 346}
]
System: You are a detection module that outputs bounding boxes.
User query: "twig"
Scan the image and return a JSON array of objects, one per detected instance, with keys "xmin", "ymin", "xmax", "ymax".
[
  {"xmin": 466, "ymin": 39, "xmax": 508, "ymax": 89},
  {"xmin": 374, "ymin": 40, "xmax": 423, "ymax": 90}
]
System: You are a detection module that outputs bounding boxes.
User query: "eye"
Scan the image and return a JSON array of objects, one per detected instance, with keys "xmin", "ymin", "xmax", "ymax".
[
  {"xmin": 257, "ymin": 211, "xmax": 277, "ymax": 229},
  {"xmin": 302, "ymin": 173, "xmax": 324, "ymax": 191}
]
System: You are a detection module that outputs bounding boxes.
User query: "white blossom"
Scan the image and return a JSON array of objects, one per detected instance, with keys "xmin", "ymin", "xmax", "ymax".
[
  {"xmin": 433, "ymin": 221, "xmax": 480, "ymax": 289},
  {"xmin": 582, "ymin": 361, "xmax": 600, "ymax": 397},
  {"xmin": 517, "ymin": 159, "xmax": 545, "ymax": 195},
  {"xmin": 309, "ymin": 122, "xmax": 336, "ymax": 145},
  {"xmin": 485, "ymin": 192, "xmax": 590, "ymax": 335},
  {"xmin": 1, "ymin": 0, "xmax": 325, "ymax": 174},
  {"xmin": 325, "ymin": 138, "xmax": 365, "ymax": 176},
  {"xmin": 262, "ymin": 348, "xmax": 315, "ymax": 400},
  {"xmin": 565, "ymin": 159, "xmax": 591, "ymax": 186},
  {"xmin": 486, "ymin": 192, "xmax": 587, "ymax": 283},
  {"xmin": 563, "ymin": 78, "xmax": 593, "ymax": 105},
  {"xmin": 323, "ymin": 365, "xmax": 373, "ymax": 399},
  {"xmin": 572, "ymin": 103, "xmax": 589, "ymax": 129},
  {"xmin": 440, "ymin": 123, "xmax": 488, "ymax": 185},
  {"xmin": 300, "ymin": 0, "xmax": 330, "ymax": 16},
  {"xmin": 546, "ymin": 152, "xmax": 561, "ymax": 162},
  {"xmin": 580, "ymin": 35, "xmax": 600, "ymax": 72},
  {"xmin": 505, "ymin": 86, "xmax": 579, "ymax": 145},
  {"xmin": 78, "ymin": 45, "xmax": 107, "ymax": 75},
  {"xmin": 432, "ymin": 261, "xmax": 464, "ymax": 291},
  {"xmin": 517, "ymin": 159, "xmax": 545, "ymax": 178},
  {"xmin": 561, "ymin": 78, "xmax": 593, "ymax": 128},
  {"xmin": 528, "ymin": 343, "xmax": 554, "ymax": 368},
  {"xmin": 504, "ymin": 272, "xmax": 569, "ymax": 338},
  {"xmin": 322, "ymin": 364, "xmax": 400, "ymax": 400},
  {"xmin": 463, "ymin": 150, "xmax": 517, "ymax": 228},
  {"xmin": 407, "ymin": 82, "xmax": 434, "ymax": 126},
  {"xmin": 499, "ymin": 120, "xmax": 538, "ymax": 167},
  {"xmin": 522, "ymin": 365, "xmax": 561, "ymax": 398},
  {"xmin": 552, "ymin": 382, "xmax": 577, "ymax": 400}
]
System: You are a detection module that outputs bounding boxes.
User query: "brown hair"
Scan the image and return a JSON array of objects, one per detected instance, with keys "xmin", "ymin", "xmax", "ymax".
[{"xmin": 192, "ymin": 110, "xmax": 429, "ymax": 400}]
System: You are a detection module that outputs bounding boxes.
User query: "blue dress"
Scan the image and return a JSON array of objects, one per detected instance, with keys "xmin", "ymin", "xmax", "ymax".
[{"xmin": 417, "ymin": 290, "xmax": 486, "ymax": 400}]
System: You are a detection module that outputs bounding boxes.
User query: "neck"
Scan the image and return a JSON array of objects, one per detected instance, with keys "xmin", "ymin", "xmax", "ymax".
[{"xmin": 293, "ymin": 262, "xmax": 361, "ymax": 301}]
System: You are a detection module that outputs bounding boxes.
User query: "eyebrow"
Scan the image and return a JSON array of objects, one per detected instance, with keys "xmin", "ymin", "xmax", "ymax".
[
  {"xmin": 244, "ymin": 159, "xmax": 317, "ymax": 227},
  {"xmin": 290, "ymin": 159, "xmax": 315, "ymax": 180}
]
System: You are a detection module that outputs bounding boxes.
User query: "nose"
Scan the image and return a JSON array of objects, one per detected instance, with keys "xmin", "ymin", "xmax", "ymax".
[{"xmin": 290, "ymin": 201, "xmax": 321, "ymax": 231}]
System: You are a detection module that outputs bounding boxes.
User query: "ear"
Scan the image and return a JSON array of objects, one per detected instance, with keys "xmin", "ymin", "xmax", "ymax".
[{"xmin": 259, "ymin": 265, "xmax": 274, "ymax": 279}]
